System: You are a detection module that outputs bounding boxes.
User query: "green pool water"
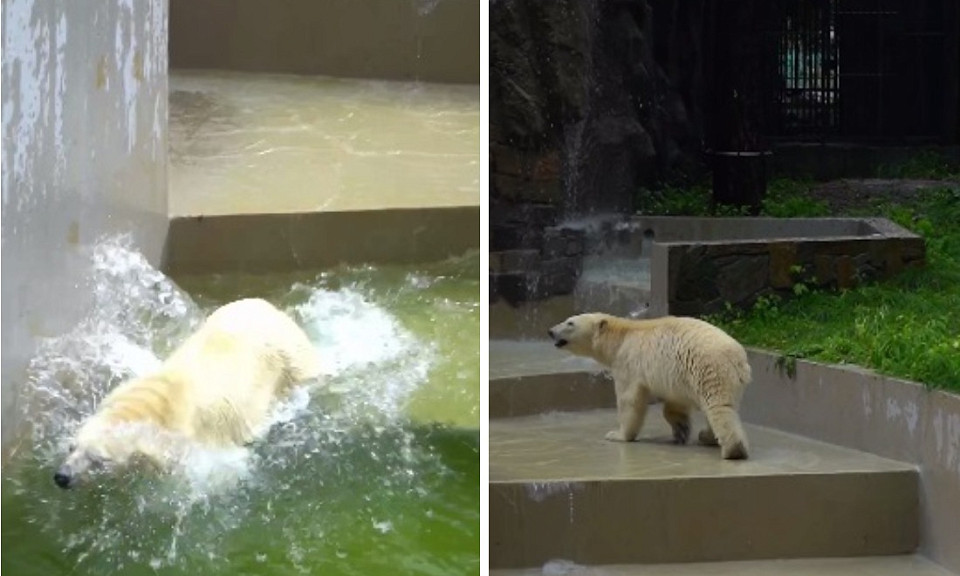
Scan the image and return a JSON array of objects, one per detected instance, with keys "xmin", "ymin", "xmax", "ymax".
[{"xmin": 1, "ymin": 240, "xmax": 480, "ymax": 576}]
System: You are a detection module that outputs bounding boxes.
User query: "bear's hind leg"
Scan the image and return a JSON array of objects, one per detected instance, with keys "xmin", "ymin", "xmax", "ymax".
[
  {"xmin": 703, "ymin": 404, "xmax": 749, "ymax": 460},
  {"xmin": 662, "ymin": 401, "xmax": 691, "ymax": 444},
  {"xmin": 606, "ymin": 387, "xmax": 650, "ymax": 442}
]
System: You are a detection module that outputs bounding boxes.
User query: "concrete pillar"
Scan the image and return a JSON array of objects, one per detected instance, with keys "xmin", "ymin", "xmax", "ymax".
[{"xmin": 1, "ymin": 0, "xmax": 170, "ymax": 456}]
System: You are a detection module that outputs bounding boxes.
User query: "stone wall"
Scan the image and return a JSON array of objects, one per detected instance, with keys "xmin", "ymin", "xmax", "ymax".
[
  {"xmin": 489, "ymin": 202, "xmax": 586, "ymax": 305},
  {"xmin": 1, "ymin": 0, "xmax": 169, "ymax": 457},
  {"xmin": 650, "ymin": 224, "xmax": 925, "ymax": 317},
  {"xmin": 490, "ymin": 214, "xmax": 926, "ymax": 319}
]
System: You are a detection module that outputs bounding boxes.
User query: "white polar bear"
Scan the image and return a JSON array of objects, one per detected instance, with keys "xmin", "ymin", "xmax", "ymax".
[
  {"xmin": 549, "ymin": 313, "xmax": 751, "ymax": 460},
  {"xmin": 55, "ymin": 298, "xmax": 322, "ymax": 488}
]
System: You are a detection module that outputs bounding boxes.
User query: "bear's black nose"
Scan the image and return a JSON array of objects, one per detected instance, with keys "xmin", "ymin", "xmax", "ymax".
[
  {"xmin": 53, "ymin": 472, "xmax": 72, "ymax": 489},
  {"xmin": 548, "ymin": 329, "xmax": 555, "ymax": 339}
]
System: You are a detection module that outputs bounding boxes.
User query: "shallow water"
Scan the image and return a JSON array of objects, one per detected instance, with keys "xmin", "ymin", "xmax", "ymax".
[
  {"xmin": 169, "ymin": 70, "xmax": 480, "ymax": 216},
  {"xmin": 2, "ymin": 235, "xmax": 479, "ymax": 575}
]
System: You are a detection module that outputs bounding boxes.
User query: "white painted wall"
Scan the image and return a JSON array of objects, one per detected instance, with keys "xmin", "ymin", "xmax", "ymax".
[{"xmin": 1, "ymin": 0, "xmax": 169, "ymax": 454}]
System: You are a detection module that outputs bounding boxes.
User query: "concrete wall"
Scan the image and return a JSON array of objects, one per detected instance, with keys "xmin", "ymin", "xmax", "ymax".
[
  {"xmin": 1, "ymin": 0, "xmax": 170, "ymax": 456},
  {"xmin": 164, "ymin": 206, "xmax": 480, "ymax": 275},
  {"xmin": 741, "ymin": 350, "xmax": 960, "ymax": 573},
  {"xmin": 169, "ymin": 0, "xmax": 480, "ymax": 84}
]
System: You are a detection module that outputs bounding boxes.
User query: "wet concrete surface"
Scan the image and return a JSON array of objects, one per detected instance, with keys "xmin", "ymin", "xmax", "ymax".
[
  {"xmin": 491, "ymin": 409, "xmax": 915, "ymax": 482},
  {"xmin": 490, "ymin": 340, "xmax": 602, "ymax": 380},
  {"xmin": 169, "ymin": 70, "xmax": 479, "ymax": 216},
  {"xmin": 493, "ymin": 555, "xmax": 954, "ymax": 576}
]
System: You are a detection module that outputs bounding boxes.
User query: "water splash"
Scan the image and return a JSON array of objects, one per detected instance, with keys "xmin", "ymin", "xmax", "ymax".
[{"xmin": 6, "ymin": 234, "xmax": 460, "ymax": 574}]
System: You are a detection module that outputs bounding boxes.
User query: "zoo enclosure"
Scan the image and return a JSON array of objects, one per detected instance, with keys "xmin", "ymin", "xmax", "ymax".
[{"xmin": 760, "ymin": 0, "xmax": 959, "ymax": 143}]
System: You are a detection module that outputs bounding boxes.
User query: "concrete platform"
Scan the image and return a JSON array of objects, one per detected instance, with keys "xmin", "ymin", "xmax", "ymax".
[
  {"xmin": 490, "ymin": 340, "xmax": 611, "ymax": 418},
  {"xmin": 490, "ymin": 340, "xmax": 601, "ymax": 380},
  {"xmin": 493, "ymin": 555, "xmax": 954, "ymax": 575},
  {"xmin": 490, "ymin": 410, "xmax": 918, "ymax": 567},
  {"xmin": 169, "ymin": 70, "xmax": 479, "ymax": 216},
  {"xmin": 164, "ymin": 70, "xmax": 480, "ymax": 273}
]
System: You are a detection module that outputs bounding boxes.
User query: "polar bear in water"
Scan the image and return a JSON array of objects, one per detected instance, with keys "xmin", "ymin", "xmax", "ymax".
[{"xmin": 55, "ymin": 298, "xmax": 322, "ymax": 488}]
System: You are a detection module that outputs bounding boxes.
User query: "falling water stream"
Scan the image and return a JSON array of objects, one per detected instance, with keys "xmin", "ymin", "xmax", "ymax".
[{"xmin": 1, "ymin": 235, "xmax": 480, "ymax": 576}]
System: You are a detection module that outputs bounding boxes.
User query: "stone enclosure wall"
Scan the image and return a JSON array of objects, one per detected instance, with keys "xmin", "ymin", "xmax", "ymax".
[
  {"xmin": 648, "ymin": 217, "xmax": 926, "ymax": 317},
  {"xmin": 490, "ymin": 215, "xmax": 925, "ymax": 320}
]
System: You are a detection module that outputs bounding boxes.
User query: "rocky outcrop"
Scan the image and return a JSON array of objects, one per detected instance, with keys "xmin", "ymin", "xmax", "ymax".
[{"xmin": 490, "ymin": 0, "xmax": 706, "ymax": 215}]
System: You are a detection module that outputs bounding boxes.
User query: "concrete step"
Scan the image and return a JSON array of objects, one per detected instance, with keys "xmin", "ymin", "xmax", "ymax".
[
  {"xmin": 490, "ymin": 340, "xmax": 611, "ymax": 418},
  {"xmin": 492, "ymin": 555, "xmax": 954, "ymax": 576},
  {"xmin": 490, "ymin": 410, "xmax": 919, "ymax": 568}
]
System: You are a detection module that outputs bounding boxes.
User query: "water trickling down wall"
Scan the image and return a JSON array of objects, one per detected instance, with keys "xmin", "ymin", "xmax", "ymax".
[{"xmin": 1, "ymin": 0, "xmax": 170, "ymax": 457}]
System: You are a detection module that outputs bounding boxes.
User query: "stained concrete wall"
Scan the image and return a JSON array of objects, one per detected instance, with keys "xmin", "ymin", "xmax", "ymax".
[
  {"xmin": 169, "ymin": 0, "xmax": 480, "ymax": 84},
  {"xmin": 741, "ymin": 350, "xmax": 960, "ymax": 574},
  {"xmin": 1, "ymin": 0, "xmax": 169, "ymax": 456}
]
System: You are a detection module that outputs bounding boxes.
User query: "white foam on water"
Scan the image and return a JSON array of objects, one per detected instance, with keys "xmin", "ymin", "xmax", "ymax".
[
  {"xmin": 294, "ymin": 287, "xmax": 412, "ymax": 377},
  {"xmin": 291, "ymin": 285, "xmax": 434, "ymax": 421}
]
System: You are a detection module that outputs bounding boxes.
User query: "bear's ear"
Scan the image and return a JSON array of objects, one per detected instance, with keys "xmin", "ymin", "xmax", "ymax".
[{"xmin": 598, "ymin": 319, "xmax": 608, "ymax": 332}]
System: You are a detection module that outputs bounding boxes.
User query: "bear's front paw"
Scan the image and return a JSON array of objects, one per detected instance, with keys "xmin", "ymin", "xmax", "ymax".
[{"xmin": 605, "ymin": 430, "xmax": 630, "ymax": 442}]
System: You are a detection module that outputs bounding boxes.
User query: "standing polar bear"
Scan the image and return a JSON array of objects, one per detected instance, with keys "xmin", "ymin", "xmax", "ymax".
[
  {"xmin": 55, "ymin": 298, "xmax": 322, "ymax": 488},
  {"xmin": 549, "ymin": 313, "xmax": 751, "ymax": 460}
]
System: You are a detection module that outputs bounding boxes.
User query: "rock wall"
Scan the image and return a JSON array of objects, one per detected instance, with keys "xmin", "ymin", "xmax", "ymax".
[{"xmin": 490, "ymin": 0, "xmax": 706, "ymax": 215}]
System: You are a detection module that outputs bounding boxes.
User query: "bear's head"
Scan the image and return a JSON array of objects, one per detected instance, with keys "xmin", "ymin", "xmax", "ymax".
[
  {"xmin": 54, "ymin": 418, "xmax": 165, "ymax": 489},
  {"xmin": 548, "ymin": 313, "xmax": 611, "ymax": 357}
]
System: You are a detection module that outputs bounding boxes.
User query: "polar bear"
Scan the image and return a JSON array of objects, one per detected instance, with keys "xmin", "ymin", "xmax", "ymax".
[
  {"xmin": 549, "ymin": 313, "xmax": 751, "ymax": 460},
  {"xmin": 54, "ymin": 298, "xmax": 322, "ymax": 488}
]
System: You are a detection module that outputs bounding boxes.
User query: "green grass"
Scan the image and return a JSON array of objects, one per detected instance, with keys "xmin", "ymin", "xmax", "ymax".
[
  {"xmin": 876, "ymin": 150, "xmax": 960, "ymax": 180},
  {"xmin": 707, "ymin": 186, "xmax": 960, "ymax": 391},
  {"xmin": 638, "ymin": 168, "xmax": 960, "ymax": 389},
  {"xmin": 637, "ymin": 178, "xmax": 830, "ymax": 218}
]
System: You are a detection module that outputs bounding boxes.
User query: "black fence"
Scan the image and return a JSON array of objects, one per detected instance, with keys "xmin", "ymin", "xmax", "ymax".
[{"xmin": 761, "ymin": 0, "xmax": 959, "ymax": 143}]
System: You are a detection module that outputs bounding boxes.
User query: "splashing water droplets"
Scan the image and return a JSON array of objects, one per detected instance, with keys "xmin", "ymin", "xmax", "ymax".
[{"xmin": 7, "ymin": 234, "xmax": 455, "ymax": 574}]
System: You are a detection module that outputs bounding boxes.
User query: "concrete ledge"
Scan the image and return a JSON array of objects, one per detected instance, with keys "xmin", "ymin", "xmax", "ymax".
[
  {"xmin": 490, "ymin": 297, "xmax": 575, "ymax": 340},
  {"xmin": 493, "ymin": 555, "xmax": 955, "ymax": 576},
  {"xmin": 642, "ymin": 216, "xmax": 925, "ymax": 317},
  {"xmin": 492, "ymin": 473, "xmax": 917, "ymax": 568},
  {"xmin": 169, "ymin": 0, "xmax": 480, "ymax": 84},
  {"xmin": 491, "ymin": 372, "xmax": 614, "ymax": 418},
  {"xmin": 491, "ymin": 412, "xmax": 918, "ymax": 568},
  {"xmin": 163, "ymin": 205, "xmax": 479, "ymax": 274},
  {"xmin": 742, "ymin": 349, "xmax": 960, "ymax": 574}
]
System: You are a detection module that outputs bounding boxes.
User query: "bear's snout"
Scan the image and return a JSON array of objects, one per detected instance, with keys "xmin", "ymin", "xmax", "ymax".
[
  {"xmin": 548, "ymin": 326, "xmax": 569, "ymax": 348},
  {"xmin": 53, "ymin": 468, "xmax": 73, "ymax": 489}
]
